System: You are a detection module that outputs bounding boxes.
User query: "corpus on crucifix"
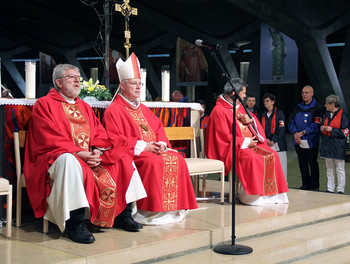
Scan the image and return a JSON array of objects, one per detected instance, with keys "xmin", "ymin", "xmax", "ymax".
[{"xmin": 115, "ymin": 0, "xmax": 138, "ymax": 58}]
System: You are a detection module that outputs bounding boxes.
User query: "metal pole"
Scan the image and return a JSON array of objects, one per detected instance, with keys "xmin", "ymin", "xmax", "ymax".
[
  {"xmin": 0, "ymin": 57, "xmax": 2, "ymax": 97},
  {"xmin": 104, "ymin": 0, "xmax": 111, "ymax": 89}
]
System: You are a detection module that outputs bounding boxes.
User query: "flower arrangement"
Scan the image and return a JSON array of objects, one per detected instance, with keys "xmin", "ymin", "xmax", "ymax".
[{"xmin": 79, "ymin": 78, "xmax": 113, "ymax": 101}]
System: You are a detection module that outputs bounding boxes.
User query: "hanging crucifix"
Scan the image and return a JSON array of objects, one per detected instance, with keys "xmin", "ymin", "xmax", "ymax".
[{"xmin": 115, "ymin": 0, "xmax": 138, "ymax": 58}]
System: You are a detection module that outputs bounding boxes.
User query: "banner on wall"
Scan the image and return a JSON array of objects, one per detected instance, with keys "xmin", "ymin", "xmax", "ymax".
[
  {"xmin": 176, "ymin": 38, "xmax": 208, "ymax": 86},
  {"xmin": 260, "ymin": 23, "xmax": 298, "ymax": 84}
]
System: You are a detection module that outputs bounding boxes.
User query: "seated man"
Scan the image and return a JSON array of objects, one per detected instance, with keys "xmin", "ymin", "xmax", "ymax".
[
  {"xmin": 103, "ymin": 53, "xmax": 198, "ymax": 225},
  {"xmin": 24, "ymin": 64, "xmax": 146, "ymax": 244},
  {"xmin": 205, "ymin": 78, "xmax": 288, "ymax": 205}
]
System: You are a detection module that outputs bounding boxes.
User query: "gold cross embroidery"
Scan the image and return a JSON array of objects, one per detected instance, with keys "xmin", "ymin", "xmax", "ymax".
[
  {"xmin": 68, "ymin": 105, "xmax": 81, "ymax": 119},
  {"xmin": 164, "ymin": 176, "xmax": 176, "ymax": 189},
  {"xmin": 164, "ymin": 156, "xmax": 177, "ymax": 173},
  {"xmin": 163, "ymin": 192, "xmax": 175, "ymax": 210}
]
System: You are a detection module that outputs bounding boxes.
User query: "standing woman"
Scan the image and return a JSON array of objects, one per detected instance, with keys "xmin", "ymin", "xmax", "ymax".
[
  {"xmin": 320, "ymin": 95, "xmax": 349, "ymax": 194},
  {"xmin": 261, "ymin": 94, "xmax": 288, "ymax": 182}
]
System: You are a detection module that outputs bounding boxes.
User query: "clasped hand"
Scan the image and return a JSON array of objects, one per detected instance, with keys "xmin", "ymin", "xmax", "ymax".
[
  {"xmin": 266, "ymin": 139, "xmax": 274, "ymax": 147},
  {"xmin": 294, "ymin": 131, "xmax": 304, "ymax": 145},
  {"xmin": 76, "ymin": 149, "xmax": 102, "ymax": 168},
  {"xmin": 144, "ymin": 141, "xmax": 166, "ymax": 155},
  {"xmin": 320, "ymin": 125, "xmax": 332, "ymax": 133}
]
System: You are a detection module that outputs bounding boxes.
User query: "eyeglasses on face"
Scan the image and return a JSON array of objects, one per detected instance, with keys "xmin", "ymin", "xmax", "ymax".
[
  {"xmin": 60, "ymin": 74, "xmax": 83, "ymax": 81},
  {"xmin": 125, "ymin": 81, "xmax": 142, "ymax": 86}
]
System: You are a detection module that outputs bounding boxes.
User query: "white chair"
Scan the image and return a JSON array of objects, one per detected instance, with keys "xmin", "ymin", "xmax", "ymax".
[
  {"xmin": 14, "ymin": 131, "xmax": 48, "ymax": 233},
  {"xmin": 199, "ymin": 128, "xmax": 234, "ymax": 203},
  {"xmin": 0, "ymin": 178, "xmax": 12, "ymax": 238},
  {"xmin": 164, "ymin": 127, "xmax": 226, "ymax": 203}
]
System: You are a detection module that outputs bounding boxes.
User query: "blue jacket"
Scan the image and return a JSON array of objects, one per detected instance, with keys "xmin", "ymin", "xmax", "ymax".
[{"xmin": 288, "ymin": 98, "xmax": 324, "ymax": 148}]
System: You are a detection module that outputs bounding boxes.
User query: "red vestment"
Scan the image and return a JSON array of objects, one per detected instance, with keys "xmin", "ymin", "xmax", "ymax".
[
  {"xmin": 205, "ymin": 96, "xmax": 288, "ymax": 196},
  {"xmin": 102, "ymin": 95, "xmax": 198, "ymax": 212},
  {"xmin": 24, "ymin": 89, "xmax": 135, "ymax": 227}
]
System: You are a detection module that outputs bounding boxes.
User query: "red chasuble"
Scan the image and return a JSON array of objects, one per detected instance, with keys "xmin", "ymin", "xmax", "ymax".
[
  {"xmin": 24, "ymin": 89, "xmax": 135, "ymax": 227},
  {"xmin": 205, "ymin": 96, "xmax": 288, "ymax": 196},
  {"xmin": 102, "ymin": 95, "xmax": 198, "ymax": 212}
]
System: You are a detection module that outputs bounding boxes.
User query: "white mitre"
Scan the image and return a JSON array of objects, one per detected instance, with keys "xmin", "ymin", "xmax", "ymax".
[{"xmin": 116, "ymin": 52, "xmax": 141, "ymax": 81}]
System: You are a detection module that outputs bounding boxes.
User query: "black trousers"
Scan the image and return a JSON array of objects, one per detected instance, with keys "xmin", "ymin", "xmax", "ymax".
[
  {"xmin": 295, "ymin": 145, "xmax": 320, "ymax": 190},
  {"xmin": 116, "ymin": 203, "xmax": 132, "ymax": 219}
]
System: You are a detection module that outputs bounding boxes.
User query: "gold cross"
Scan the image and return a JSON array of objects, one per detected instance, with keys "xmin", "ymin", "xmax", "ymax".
[
  {"xmin": 163, "ymin": 192, "xmax": 175, "ymax": 211},
  {"xmin": 115, "ymin": 0, "xmax": 138, "ymax": 58},
  {"xmin": 165, "ymin": 157, "xmax": 177, "ymax": 173}
]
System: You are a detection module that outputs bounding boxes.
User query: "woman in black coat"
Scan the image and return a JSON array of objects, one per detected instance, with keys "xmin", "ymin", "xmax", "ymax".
[{"xmin": 320, "ymin": 94, "xmax": 349, "ymax": 194}]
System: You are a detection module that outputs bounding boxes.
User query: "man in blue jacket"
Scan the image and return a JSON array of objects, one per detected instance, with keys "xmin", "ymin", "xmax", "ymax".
[{"xmin": 288, "ymin": 85, "xmax": 324, "ymax": 191}]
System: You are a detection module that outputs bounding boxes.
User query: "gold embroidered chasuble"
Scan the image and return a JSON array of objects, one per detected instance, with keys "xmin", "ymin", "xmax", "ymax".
[
  {"xmin": 62, "ymin": 102, "xmax": 118, "ymax": 226},
  {"xmin": 126, "ymin": 106, "xmax": 179, "ymax": 211},
  {"xmin": 236, "ymin": 110, "xmax": 278, "ymax": 196}
]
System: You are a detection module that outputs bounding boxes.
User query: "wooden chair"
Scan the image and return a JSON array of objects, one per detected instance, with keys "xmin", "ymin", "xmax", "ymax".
[
  {"xmin": 14, "ymin": 131, "xmax": 48, "ymax": 233},
  {"xmin": 164, "ymin": 127, "xmax": 226, "ymax": 203},
  {"xmin": 0, "ymin": 178, "xmax": 12, "ymax": 238}
]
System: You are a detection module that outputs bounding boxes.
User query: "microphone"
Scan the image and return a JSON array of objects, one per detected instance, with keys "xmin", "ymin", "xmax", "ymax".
[{"xmin": 195, "ymin": 39, "xmax": 221, "ymax": 50}]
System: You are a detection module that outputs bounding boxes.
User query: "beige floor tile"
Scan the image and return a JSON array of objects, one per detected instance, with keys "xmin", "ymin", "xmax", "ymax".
[
  {"xmin": 1, "ymin": 185, "xmax": 350, "ymax": 264},
  {"xmin": 1, "ymin": 239, "xmax": 84, "ymax": 264}
]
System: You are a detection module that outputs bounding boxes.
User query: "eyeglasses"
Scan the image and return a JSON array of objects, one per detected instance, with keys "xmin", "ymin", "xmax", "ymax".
[
  {"xmin": 263, "ymin": 99, "xmax": 271, "ymax": 103},
  {"xmin": 60, "ymin": 74, "xmax": 83, "ymax": 81},
  {"xmin": 125, "ymin": 81, "xmax": 142, "ymax": 86}
]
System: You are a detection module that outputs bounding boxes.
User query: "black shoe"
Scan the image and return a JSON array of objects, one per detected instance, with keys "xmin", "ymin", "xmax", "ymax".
[
  {"xmin": 67, "ymin": 222, "xmax": 95, "ymax": 244},
  {"xmin": 114, "ymin": 217, "xmax": 143, "ymax": 232},
  {"xmin": 300, "ymin": 186, "xmax": 310, "ymax": 190},
  {"xmin": 326, "ymin": 190, "xmax": 334, "ymax": 193},
  {"xmin": 338, "ymin": 191, "xmax": 344, "ymax": 194}
]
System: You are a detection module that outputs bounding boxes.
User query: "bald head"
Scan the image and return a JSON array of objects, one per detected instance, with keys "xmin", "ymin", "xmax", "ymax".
[
  {"xmin": 171, "ymin": 90, "xmax": 184, "ymax": 102},
  {"xmin": 302, "ymin": 85, "xmax": 314, "ymax": 105}
]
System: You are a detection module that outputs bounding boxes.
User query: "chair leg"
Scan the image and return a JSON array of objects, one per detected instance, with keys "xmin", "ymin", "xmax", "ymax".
[
  {"xmin": 194, "ymin": 175, "xmax": 199, "ymax": 197},
  {"xmin": 220, "ymin": 170, "xmax": 225, "ymax": 204},
  {"xmin": 229, "ymin": 170, "xmax": 233, "ymax": 203},
  {"xmin": 235, "ymin": 174, "xmax": 240, "ymax": 199},
  {"xmin": 43, "ymin": 218, "xmax": 49, "ymax": 234},
  {"xmin": 202, "ymin": 174, "xmax": 206, "ymax": 198},
  {"xmin": 6, "ymin": 185, "xmax": 12, "ymax": 238},
  {"xmin": 16, "ymin": 184, "xmax": 22, "ymax": 227}
]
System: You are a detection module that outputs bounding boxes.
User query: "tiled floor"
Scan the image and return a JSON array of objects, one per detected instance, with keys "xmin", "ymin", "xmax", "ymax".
[{"xmin": 1, "ymin": 180, "xmax": 350, "ymax": 264}]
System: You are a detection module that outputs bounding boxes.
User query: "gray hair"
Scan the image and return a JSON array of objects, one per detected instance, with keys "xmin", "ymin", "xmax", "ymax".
[
  {"xmin": 52, "ymin": 64, "xmax": 80, "ymax": 90},
  {"xmin": 302, "ymin": 85, "xmax": 314, "ymax": 92},
  {"xmin": 223, "ymin": 78, "xmax": 247, "ymax": 95},
  {"xmin": 325, "ymin": 94, "xmax": 340, "ymax": 107}
]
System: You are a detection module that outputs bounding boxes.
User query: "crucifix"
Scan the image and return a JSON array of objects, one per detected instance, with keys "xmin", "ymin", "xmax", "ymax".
[{"xmin": 115, "ymin": 0, "xmax": 138, "ymax": 58}]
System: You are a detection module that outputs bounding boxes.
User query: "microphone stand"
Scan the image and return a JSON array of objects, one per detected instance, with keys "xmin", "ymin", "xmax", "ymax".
[{"xmin": 208, "ymin": 49, "xmax": 253, "ymax": 255}]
